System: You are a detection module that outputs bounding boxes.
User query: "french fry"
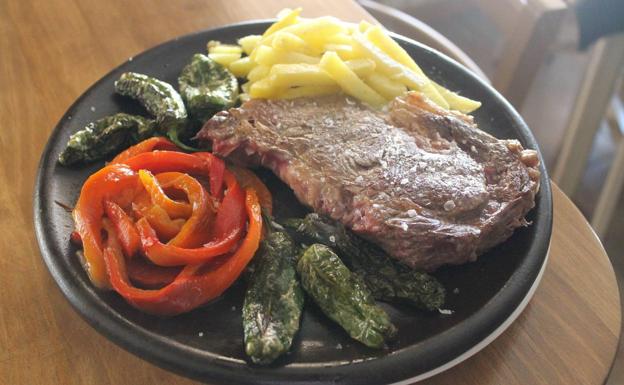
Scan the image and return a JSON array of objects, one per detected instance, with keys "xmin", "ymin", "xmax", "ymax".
[
  {"xmin": 274, "ymin": 17, "xmax": 347, "ymax": 50},
  {"xmin": 325, "ymin": 44, "xmax": 359, "ymax": 60},
  {"xmin": 276, "ymin": 8, "xmax": 295, "ymax": 19},
  {"xmin": 228, "ymin": 9, "xmax": 481, "ymax": 113},
  {"xmin": 352, "ymin": 33, "xmax": 408, "ymax": 78},
  {"xmin": 351, "ymin": 34, "xmax": 448, "ymax": 108},
  {"xmin": 228, "ymin": 56, "xmax": 255, "ymax": 78},
  {"xmin": 325, "ymin": 33, "xmax": 354, "ymax": 45},
  {"xmin": 208, "ymin": 43, "xmax": 243, "ymax": 54},
  {"xmin": 247, "ymin": 65, "xmax": 271, "ymax": 83},
  {"xmin": 208, "ymin": 52, "xmax": 242, "ymax": 66},
  {"xmin": 249, "ymin": 78, "xmax": 277, "ymax": 99},
  {"xmin": 238, "ymin": 35, "xmax": 262, "ymax": 55},
  {"xmin": 254, "ymin": 46, "xmax": 320, "ymax": 66},
  {"xmin": 432, "ymin": 82, "xmax": 481, "ymax": 113},
  {"xmin": 269, "ymin": 64, "xmax": 336, "ymax": 88},
  {"xmin": 319, "ymin": 51, "xmax": 386, "ymax": 107},
  {"xmin": 345, "ymin": 59, "xmax": 376, "ymax": 77},
  {"xmin": 366, "ymin": 26, "xmax": 470, "ymax": 112},
  {"xmin": 272, "ymin": 31, "xmax": 314, "ymax": 54},
  {"xmin": 263, "ymin": 8, "xmax": 302, "ymax": 37},
  {"xmin": 365, "ymin": 26, "xmax": 420, "ymax": 73},
  {"xmin": 358, "ymin": 20, "xmax": 374, "ymax": 33},
  {"xmin": 277, "ymin": 85, "xmax": 341, "ymax": 99},
  {"xmin": 365, "ymin": 72, "xmax": 407, "ymax": 100}
]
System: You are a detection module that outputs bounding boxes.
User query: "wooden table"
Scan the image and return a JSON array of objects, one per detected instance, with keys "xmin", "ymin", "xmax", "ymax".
[{"xmin": 0, "ymin": 0, "xmax": 620, "ymax": 384}]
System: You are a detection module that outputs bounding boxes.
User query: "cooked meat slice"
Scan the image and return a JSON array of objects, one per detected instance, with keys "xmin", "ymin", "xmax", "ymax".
[{"xmin": 196, "ymin": 92, "xmax": 540, "ymax": 271}]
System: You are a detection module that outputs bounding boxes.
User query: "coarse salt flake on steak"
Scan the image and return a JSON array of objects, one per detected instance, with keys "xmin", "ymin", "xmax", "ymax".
[{"xmin": 196, "ymin": 92, "xmax": 540, "ymax": 271}]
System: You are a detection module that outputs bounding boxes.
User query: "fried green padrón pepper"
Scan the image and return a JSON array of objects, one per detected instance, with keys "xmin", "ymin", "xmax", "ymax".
[
  {"xmin": 178, "ymin": 53, "xmax": 238, "ymax": 123},
  {"xmin": 114, "ymin": 72, "xmax": 193, "ymax": 149},
  {"xmin": 58, "ymin": 113, "xmax": 156, "ymax": 166},
  {"xmin": 243, "ymin": 230, "xmax": 304, "ymax": 365},
  {"xmin": 114, "ymin": 72, "xmax": 187, "ymax": 128},
  {"xmin": 297, "ymin": 244, "xmax": 396, "ymax": 348},
  {"xmin": 284, "ymin": 214, "xmax": 445, "ymax": 311}
]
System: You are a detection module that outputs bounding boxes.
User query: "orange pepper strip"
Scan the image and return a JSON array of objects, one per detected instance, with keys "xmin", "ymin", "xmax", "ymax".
[
  {"xmin": 73, "ymin": 164, "xmax": 141, "ymax": 288},
  {"xmin": 132, "ymin": 194, "xmax": 185, "ymax": 241},
  {"xmin": 104, "ymin": 200, "xmax": 140, "ymax": 257},
  {"xmin": 131, "ymin": 173, "xmax": 194, "ymax": 242},
  {"xmin": 135, "ymin": 172, "xmax": 244, "ymax": 266},
  {"xmin": 138, "ymin": 170, "xmax": 192, "ymax": 219},
  {"xmin": 102, "ymin": 189, "xmax": 262, "ymax": 315},
  {"xmin": 229, "ymin": 166, "xmax": 273, "ymax": 215},
  {"xmin": 111, "ymin": 137, "xmax": 179, "ymax": 164},
  {"xmin": 158, "ymin": 172, "xmax": 213, "ymax": 248}
]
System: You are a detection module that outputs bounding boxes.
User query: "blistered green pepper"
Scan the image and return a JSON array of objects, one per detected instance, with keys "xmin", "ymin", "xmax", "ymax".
[
  {"xmin": 178, "ymin": 54, "xmax": 238, "ymax": 123},
  {"xmin": 243, "ymin": 229, "xmax": 303, "ymax": 365},
  {"xmin": 114, "ymin": 72, "xmax": 187, "ymax": 128},
  {"xmin": 284, "ymin": 214, "xmax": 445, "ymax": 311},
  {"xmin": 114, "ymin": 72, "xmax": 196, "ymax": 150},
  {"xmin": 58, "ymin": 113, "xmax": 156, "ymax": 166},
  {"xmin": 297, "ymin": 244, "xmax": 396, "ymax": 348}
]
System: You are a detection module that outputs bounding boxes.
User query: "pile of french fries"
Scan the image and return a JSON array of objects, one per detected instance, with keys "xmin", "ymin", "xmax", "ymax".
[{"xmin": 207, "ymin": 8, "xmax": 481, "ymax": 113}]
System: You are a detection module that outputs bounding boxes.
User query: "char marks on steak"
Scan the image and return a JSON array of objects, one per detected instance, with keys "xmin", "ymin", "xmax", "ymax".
[{"xmin": 197, "ymin": 93, "xmax": 540, "ymax": 271}]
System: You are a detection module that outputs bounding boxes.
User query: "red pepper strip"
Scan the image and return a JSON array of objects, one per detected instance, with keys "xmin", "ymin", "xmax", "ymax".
[
  {"xmin": 111, "ymin": 137, "xmax": 179, "ymax": 164},
  {"xmin": 126, "ymin": 257, "xmax": 182, "ymax": 289},
  {"xmin": 194, "ymin": 152, "xmax": 225, "ymax": 198},
  {"xmin": 229, "ymin": 166, "xmax": 273, "ymax": 215},
  {"xmin": 211, "ymin": 171, "xmax": 247, "ymax": 240},
  {"xmin": 122, "ymin": 151, "xmax": 210, "ymax": 175},
  {"xmin": 73, "ymin": 164, "xmax": 141, "ymax": 288},
  {"xmin": 135, "ymin": 173, "xmax": 245, "ymax": 266},
  {"xmin": 138, "ymin": 170, "xmax": 192, "ymax": 219},
  {"xmin": 102, "ymin": 188, "xmax": 262, "ymax": 315},
  {"xmin": 104, "ymin": 200, "xmax": 141, "ymax": 257}
]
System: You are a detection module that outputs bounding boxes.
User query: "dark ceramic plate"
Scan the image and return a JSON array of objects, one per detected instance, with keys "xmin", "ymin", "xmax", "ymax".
[{"xmin": 34, "ymin": 21, "xmax": 552, "ymax": 385}]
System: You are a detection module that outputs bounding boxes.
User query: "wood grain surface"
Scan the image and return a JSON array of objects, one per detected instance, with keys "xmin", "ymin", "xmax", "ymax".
[{"xmin": 0, "ymin": 0, "xmax": 620, "ymax": 384}]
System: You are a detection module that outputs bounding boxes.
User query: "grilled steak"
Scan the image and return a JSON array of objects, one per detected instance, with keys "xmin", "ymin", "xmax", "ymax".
[{"xmin": 197, "ymin": 93, "xmax": 540, "ymax": 271}]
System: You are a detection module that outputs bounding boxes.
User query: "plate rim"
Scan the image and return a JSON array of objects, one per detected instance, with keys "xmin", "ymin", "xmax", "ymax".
[{"xmin": 33, "ymin": 19, "xmax": 553, "ymax": 385}]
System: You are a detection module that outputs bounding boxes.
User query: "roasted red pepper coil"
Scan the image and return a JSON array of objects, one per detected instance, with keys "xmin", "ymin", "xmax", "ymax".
[{"xmin": 71, "ymin": 138, "xmax": 265, "ymax": 315}]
